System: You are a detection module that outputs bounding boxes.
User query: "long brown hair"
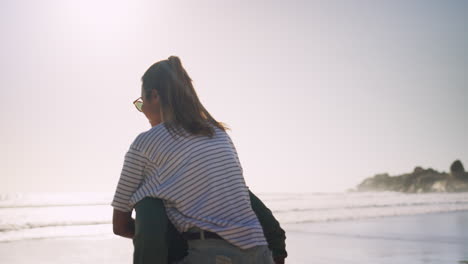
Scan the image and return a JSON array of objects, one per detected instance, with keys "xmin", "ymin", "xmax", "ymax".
[{"xmin": 141, "ymin": 56, "xmax": 229, "ymax": 138}]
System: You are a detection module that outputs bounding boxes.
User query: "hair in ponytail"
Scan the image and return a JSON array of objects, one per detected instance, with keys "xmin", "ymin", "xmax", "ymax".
[{"xmin": 141, "ymin": 55, "xmax": 229, "ymax": 138}]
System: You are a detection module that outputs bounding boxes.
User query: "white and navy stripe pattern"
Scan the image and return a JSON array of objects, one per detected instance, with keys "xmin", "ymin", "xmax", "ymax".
[{"xmin": 111, "ymin": 123, "xmax": 267, "ymax": 249}]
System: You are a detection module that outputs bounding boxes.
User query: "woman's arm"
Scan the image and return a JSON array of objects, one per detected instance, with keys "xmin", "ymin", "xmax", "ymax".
[
  {"xmin": 249, "ymin": 191, "xmax": 287, "ymax": 264},
  {"xmin": 111, "ymin": 146, "xmax": 148, "ymax": 233}
]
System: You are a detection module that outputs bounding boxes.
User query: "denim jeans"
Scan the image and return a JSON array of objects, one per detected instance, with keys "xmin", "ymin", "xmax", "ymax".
[{"xmin": 175, "ymin": 238, "xmax": 274, "ymax": 264}]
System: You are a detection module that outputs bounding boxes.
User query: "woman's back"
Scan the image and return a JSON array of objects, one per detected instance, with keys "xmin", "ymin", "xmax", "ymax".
[{"xmin": 112, "ymin": 122, "xmax": 268, "ymax": 250}]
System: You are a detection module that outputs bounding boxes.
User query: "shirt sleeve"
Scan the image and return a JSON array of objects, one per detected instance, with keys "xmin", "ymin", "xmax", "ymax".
[
  {"xmin": 249, "ymin": 190, "xmax": 288, "ymax": 260},
  {"xmin": 111, "ymin": 146, "xmax": 149, "ymax": 212},
  {"xmin": 225, "ymin": 133, "xmax": 243, "ymax": 174}
]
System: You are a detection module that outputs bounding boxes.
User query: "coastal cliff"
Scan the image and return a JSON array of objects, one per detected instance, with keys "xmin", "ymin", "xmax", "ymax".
[{"xmin": 356, "ymin": 160, "xmax": 468, "ymax": 193}]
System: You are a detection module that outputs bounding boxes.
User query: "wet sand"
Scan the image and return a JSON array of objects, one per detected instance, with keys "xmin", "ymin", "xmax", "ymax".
[{"xmin": 1, "ymin": 211, "xmax": 467, "ymax": 264}]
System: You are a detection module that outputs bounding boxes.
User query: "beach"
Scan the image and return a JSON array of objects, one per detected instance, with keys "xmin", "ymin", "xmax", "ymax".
[
  {"xmin": 284, "ymin": 211, "xmax": 468, "ymax": 264},
  {"xmin": 1, "ymin": 211, "xmax": 467, "ymax": 264}
]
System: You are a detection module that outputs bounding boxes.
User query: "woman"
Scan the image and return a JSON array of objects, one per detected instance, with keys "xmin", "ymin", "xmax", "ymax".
[{"xmin": 111, "ymin": 56, "xmax": 285, "ymax": 263}]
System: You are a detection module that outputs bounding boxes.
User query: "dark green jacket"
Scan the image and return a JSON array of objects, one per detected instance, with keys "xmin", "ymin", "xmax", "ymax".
[{"xmin": 133, "ymin": 190, "xmax": 287, "ymax": 264}]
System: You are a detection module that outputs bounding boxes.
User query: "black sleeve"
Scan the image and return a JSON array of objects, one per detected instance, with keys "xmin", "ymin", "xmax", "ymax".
[
  {"xmin": 249, "ymin": 190, "xmax": 288, "ymax": 260},
  {"xmin": 133, "ymin": 197, "xmax": 169, "ymax": 264},
  {"xmin": 133, "ymin": 197, "xmax": 188, "ymax": 264}
]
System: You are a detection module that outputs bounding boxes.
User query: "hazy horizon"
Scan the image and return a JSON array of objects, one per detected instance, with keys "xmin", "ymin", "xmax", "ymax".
[{"xmin": 1, "ymin": 0, "xmax": 467, "ymax": 194}]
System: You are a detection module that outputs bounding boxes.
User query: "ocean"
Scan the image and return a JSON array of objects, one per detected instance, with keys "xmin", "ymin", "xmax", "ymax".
[{"xmin": 1, "ymin": 191, "xmax": 468, "ymax": 243}]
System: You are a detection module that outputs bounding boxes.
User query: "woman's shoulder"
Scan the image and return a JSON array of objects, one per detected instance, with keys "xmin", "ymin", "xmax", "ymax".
[{"xmin": 130, "ymin": 123, "xmax": 169, "ymax": 151}]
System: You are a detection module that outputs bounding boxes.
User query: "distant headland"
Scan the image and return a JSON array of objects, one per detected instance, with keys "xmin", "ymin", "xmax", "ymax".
[{"xmin": 355, "ymin": 160, "xmax": 468, "ymax": 193}]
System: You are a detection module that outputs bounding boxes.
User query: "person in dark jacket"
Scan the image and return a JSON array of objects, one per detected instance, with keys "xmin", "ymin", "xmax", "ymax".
[{"xmin": 131, "ymin": 190, "xmax": 287, "ymax": 264}]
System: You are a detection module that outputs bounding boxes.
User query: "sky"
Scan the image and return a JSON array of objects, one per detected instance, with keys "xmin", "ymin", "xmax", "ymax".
[{"xmin": 0, "ymin": 0, "xmax": 467, "ymax": 194}]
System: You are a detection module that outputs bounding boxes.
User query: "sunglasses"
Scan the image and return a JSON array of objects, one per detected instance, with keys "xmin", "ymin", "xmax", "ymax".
[{"xmin": 133, "ymin": 97, "xmax": 143, "ymax": 112}]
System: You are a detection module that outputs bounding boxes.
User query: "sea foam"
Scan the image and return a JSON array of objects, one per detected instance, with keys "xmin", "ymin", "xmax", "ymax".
[{"xmin": 1, "ymin": 191, "xmax": 468, "ymax": 242}]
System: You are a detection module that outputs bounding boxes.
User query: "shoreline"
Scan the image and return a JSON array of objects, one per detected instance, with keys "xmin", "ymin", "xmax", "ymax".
[
  {"xmin": 1, "ymin": 211, "xmax": 468, "ymax": 264},
  {"xmin": 284, "ymin": 211, "xmax": 468, "ymax": 264}
]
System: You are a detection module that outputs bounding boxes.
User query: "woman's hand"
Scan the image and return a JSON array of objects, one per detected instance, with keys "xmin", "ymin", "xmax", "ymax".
[{"xmin": 112, "ymin": 209, "xmax": 135, "ymax": 239}]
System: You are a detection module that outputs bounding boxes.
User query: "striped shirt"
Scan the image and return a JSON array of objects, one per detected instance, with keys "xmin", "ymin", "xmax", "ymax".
[{"xmin": 111, "ymin": 122, "xmax": 268, "ymax": 249}]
